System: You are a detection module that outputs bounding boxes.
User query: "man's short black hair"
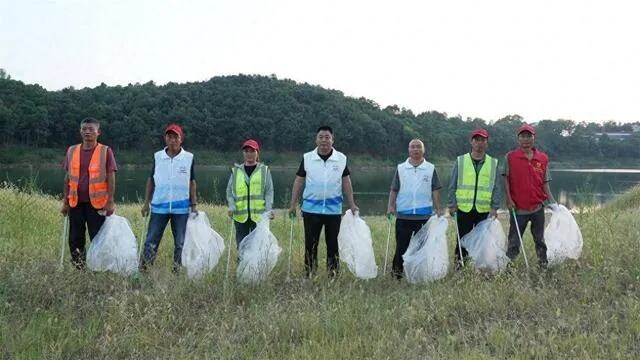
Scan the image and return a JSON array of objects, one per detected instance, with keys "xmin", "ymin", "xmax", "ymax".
[
  {"xmin": 80, "ymin": 117, "xmax": 100, "ymax": 128},
  {"xmin": 317, "ymin": 125, "xmax": 333, "ymax": 134}
]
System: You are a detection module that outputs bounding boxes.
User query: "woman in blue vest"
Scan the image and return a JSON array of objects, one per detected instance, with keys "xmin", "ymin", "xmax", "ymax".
[
  {"xmin": 288, "ymin": 126, "xmax": 359, "ymax": 277},
  {"xmin": 140, "ymin": 124, "xmax": 197, "ymax": 272},
  {"xmin": 226, "ymin": 139, "xmax": 274, "ymax": 247},
  {"xmin": 386, "ymin": 139, "xmax": 443, "ymax": 279}
]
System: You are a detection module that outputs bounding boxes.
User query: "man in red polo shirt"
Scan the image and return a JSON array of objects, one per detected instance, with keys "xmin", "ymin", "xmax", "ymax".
[{"xmin": 503, "ymin": 124, "xmax": 556, "ymax": 266}]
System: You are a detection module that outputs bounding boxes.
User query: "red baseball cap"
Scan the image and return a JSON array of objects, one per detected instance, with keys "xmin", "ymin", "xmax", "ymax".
[
  {"xmin": 470, "ymin": 128, "xmax": 489, "ymax": 139},
  {"xmin": 242, "ymin": 139, "xmax": 260, "ymax": 151},
  {"xmin": 517, "ymin": 124, "xmax": 536, "ymax": 135},
  {"xmin": 165, "ymin": 123, "xmax": 183, "ymax": 138}
]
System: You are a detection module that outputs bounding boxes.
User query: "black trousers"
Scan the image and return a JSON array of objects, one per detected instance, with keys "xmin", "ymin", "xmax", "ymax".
[
  {"xmin": 234, "ymin": 219, "xmax": 257, "ymax": 248},
  {"xmin": 454, "ymin": 208, "xmax": 489, "ymax": 265},
  {"xmin": 302, "ymin": 212, "xmax": 341, "ymax": 276},
  {"xmin": 392, "ymin": 218, "xmax": 428, "ymax": 279},
  {"xmin": 68, "ymin": 202, "xmax": 106, "ymax": 269},
  {"xmin": 507, "ymin": 208, "xmax": 548, "ymax": 265}
]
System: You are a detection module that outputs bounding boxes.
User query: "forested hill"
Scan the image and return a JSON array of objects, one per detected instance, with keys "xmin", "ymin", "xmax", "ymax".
[{"xmin": 0, "ymin": 73, "xmax": 639, "ymax": 161}]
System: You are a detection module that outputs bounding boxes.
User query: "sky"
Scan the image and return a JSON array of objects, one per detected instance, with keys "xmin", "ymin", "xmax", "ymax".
[{"xmin": 1, "ymin": 0, "xmax": 639, "ymax": 123}]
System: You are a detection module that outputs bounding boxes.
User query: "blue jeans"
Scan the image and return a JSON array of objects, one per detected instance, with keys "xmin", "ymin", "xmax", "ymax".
[{"xmin": 141, "ymin": 212, "xmax": 189, "ymax": 270}]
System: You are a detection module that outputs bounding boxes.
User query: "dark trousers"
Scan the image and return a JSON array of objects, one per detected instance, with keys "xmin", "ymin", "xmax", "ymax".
[
  {"xmin": 141, "ymin": 213, "xmax": 189, "ymax": 271},
  {"xmin": 454, "ymin": 209, "xmax": 489, "ymax": 265},
  {"xmin": 68, "ymin": 202, "xmax": 106, "ymax": 269},
  {"xmin": 69, "ymin": 203, "xmax": 106, "ymax": 269},
  {"xmin": 392, "ymin": 218, "xmax": 428, "ymax": 279},
  {"xmin": 507, "ymin": 208, "xmax": 548, "ymax": 265},
  {"xmin": 234, "ymin": 219, "xmax": 257, "ymax": 248},
  {"xmin": 302, "ymin": 212, "xmax": 341, "ymax": 276}
]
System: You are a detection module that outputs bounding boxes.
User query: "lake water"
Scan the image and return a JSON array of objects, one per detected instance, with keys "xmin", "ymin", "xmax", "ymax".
[{"xmin": 3, "ymin": 166, "xmax": 640, "ymax": 215}]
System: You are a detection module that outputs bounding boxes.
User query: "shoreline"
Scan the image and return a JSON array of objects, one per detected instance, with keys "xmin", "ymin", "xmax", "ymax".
[{"xmin": 3, "ymin": 162, "xmax": 639, "ymax": 171}]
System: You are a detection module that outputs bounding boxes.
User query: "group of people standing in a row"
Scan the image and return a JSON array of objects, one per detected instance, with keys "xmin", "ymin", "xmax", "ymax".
[{"xmin": 61, "ymin": 117, "xmax": 556, "ymax": 278}]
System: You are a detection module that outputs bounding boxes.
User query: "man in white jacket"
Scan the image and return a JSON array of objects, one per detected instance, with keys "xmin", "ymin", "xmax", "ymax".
[
  {"xmin": 140, "ymin": 124, "xmax": 197, "ymax": 272},
  {"xmin": 386, "ymin": 139, "xmax": 443, "ymax": 279},
  {"xmin": 288, "ymin": 126, "xmax": 358, "ymax": 277}
]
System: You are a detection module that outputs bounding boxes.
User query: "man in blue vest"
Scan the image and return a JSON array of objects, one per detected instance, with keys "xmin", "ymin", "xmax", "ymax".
[
  {"xmin": 140, "ymin": 123, "xmax": 197, "ymax": 272},
  {"xmin": 447, "ymin": 128, "xmax": 501, "ymax": 269},
  {"xmin": 288, "ymin": 126, "xmax": 359, "ymax": 277},
  {"xmin": 387, "ymin": 139, "xmax": 443, "ymax": 279}
]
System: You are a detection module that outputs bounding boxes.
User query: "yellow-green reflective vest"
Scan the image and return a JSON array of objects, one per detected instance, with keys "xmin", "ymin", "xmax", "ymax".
[
  {"xmin": 232, "ymin": 164, "xmax": 267, "ymax": 223},
  {"xmin": 455, "ymin": 153, "xmax": 497, "ymax": 213}
]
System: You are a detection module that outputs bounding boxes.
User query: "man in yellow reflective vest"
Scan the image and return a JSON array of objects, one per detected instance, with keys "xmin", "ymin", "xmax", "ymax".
[
  {"xmin": 226, "ymin": 139, "xmax": 274, "ymax": 248},
  {"xmin": 447, "ymin": 128, "xmax": 502, "ymax": 269}
]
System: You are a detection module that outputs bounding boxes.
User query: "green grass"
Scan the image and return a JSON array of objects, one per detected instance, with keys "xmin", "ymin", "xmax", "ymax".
[{"xmin": 1, "ymin": 184, "xmax": 639, "ymax": 358}]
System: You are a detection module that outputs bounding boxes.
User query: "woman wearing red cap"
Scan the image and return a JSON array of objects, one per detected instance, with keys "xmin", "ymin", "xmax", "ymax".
[{"xmin": 226, "ymin": 139, "xmax": 274, "ymax": 248}]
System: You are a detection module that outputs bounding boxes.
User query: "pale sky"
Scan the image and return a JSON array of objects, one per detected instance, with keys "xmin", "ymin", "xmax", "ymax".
[{"xmin": 1, "ymin": 0, "xmax": 639, "ymax": 123}]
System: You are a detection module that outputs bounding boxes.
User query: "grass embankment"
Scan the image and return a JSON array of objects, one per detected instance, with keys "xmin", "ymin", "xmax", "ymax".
[{"xmin": 1, "ymin": 185, "xmax": 639, "ymax": 358}]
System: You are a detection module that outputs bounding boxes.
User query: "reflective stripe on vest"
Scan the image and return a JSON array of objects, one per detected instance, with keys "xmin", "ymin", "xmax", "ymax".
[
  {"xmin": 67, "ymin": 143, "xmax": 109, "ymax": 209},
  {"xmin": 455, "ymin": 153, "xmax": 497, "ymax": 213},
  {"xmin": 232, "ymin": 164, "xmax": 267, "ymax": 223},
  {"xmin": 301, "ymin": 148, "xmax": 346, "ymax": 215},
  {"xmin": 150, "ymin": 148, "xmax": 193, "ymax": 214}
]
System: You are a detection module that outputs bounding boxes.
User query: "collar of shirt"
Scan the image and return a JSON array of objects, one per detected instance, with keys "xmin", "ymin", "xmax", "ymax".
[
  {"xmin": 403, "ymin": 158, "xmax": 428, "ymax": 169},
  {"xmin": 161, "ymin": 147, "xmax": 184, "ymax": 160}
]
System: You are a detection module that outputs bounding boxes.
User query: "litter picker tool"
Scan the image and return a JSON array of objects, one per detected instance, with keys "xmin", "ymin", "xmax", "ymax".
[
  {"xmin": 286, "ymin": 213, "xmax": 295, "ymax": 281},
  {"xmin": 383, "ymin": 213, "xmax": 393, "ymax": 275},
  {"xmin": 137, "ymin": 213, "xmax": 148, "ymax": 260},
  {"xmin": 58, "ymin": 215, "xmax": 69, "ymax": 270},
  {"xmin": 224, "ymin": 217, "xmax": 234, "ymax": 281},
  {"xmin": 453, "ymin": 212, "xmax": 465, "ymax": 268},
  {"xmin": 511, "ymin": 208, "xmax": 530, "ymax": 269}
]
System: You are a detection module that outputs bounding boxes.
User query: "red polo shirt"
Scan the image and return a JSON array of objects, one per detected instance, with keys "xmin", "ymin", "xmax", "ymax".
[{"xmin": 504, "ymin": 147, "xmax": 550, "ymax": 212}]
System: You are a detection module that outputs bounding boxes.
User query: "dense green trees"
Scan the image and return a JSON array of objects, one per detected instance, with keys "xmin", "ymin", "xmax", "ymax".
[{"xmin": 0, "ymin": 71, "xmax": 638, "ymax": 160}]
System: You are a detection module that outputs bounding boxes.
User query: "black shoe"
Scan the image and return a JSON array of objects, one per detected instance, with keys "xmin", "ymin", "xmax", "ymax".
[{"xmin": 455, "ymin": 261, "xmax": 464, "ymax": 271}]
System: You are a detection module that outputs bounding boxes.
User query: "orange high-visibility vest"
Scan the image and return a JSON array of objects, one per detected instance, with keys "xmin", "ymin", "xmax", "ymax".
[{"xmin": 66, "ymin": 143, "xmax": 109, "ymax": 209}]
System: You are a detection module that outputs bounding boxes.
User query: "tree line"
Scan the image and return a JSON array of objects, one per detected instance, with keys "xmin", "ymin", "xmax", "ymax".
[{"xmin": 1, "ymin": 70, "xmax": 639, "ymax": 161}]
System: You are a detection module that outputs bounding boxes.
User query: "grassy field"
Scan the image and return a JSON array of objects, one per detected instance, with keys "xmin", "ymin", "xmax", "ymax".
[{"xmin": 1, "ymin": 184, "xmax": 639, "ymax": 359}]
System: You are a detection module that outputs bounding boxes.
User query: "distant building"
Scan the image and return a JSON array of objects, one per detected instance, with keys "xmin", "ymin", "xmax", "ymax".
[{"xmin": 593, "ymin": 132, "xmax": 634, "ymax": 141}]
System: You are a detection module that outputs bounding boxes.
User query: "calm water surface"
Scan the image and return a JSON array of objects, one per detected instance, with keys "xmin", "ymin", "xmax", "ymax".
[{"xmin": 3, "ymin": 166, "xmax": 640, "ymax": 216}]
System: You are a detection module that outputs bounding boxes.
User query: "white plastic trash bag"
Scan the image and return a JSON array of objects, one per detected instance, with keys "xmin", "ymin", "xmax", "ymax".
[
  {"xmin": 87, "ymin": 215, "xmax": 139, "ymax": 275},
  {"xmin": 460, "ymin": 218, "xmax": 510, "ymax": 273},
  {"xmin": 338, "ymin": 210, "xmax": 377, "ymax": 279},
  {"xmin": 545, "ymin": 204, "xmax": 583, "ymax": 265},
  {"xmin": 403, "ymin": 216, "xmax": 449, "ymax": 283},
  {"xmin": 237, "ymin": 214, "xmax": 282, "ymax": 283},
  {"xmin": 182, "ymin": 211, "xmax": 226, "ymax": 279}
]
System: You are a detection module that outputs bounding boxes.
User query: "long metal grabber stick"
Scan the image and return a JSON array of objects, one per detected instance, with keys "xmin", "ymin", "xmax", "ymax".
[
  {"xmin": 58, "ymin": 215, "xmax": 69, "ymax": 270},
  {"xmin": 511, "ymin": 208, "xmax": 530, "ymax": 269},
  {"xmin": 383, "ymin": 214, "xmax": 393, "ymax": 275},
  {"xmin": 453, "ymin": 212, "xmax": 465, "ymax": 267}
]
